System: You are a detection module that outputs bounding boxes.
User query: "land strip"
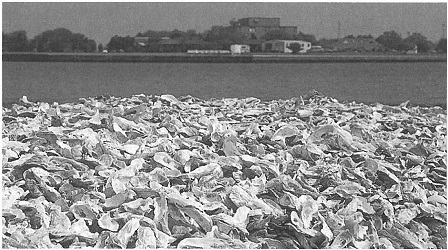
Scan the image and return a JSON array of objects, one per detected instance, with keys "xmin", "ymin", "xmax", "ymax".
[{"xmin": 3, "ymin": 52, "xmax": 446, "ymax": 63}]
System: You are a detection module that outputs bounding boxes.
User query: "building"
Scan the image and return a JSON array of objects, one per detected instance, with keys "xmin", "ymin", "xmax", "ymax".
[
  {"xmin": 207, "ymin": 17, "xmax": 298, "ymax": 52},
  {"xmin": 231, "ymin": 17, "xmax": 297, "ymax": 40},
  {"xmin": 262, "ymin": 40, "xmax": 312, "ymax": 53}
]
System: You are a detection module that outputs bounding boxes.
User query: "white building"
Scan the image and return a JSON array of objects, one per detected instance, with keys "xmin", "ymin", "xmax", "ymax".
[{"xmin": 262, "ymin": 40, "xmax": 312, "ymax": 53}]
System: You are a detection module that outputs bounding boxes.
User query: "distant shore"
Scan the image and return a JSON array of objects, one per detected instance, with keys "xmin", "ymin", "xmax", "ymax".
[{"xmin": 3, "ymin": 52, "xmax": 447, "ymax": 63}]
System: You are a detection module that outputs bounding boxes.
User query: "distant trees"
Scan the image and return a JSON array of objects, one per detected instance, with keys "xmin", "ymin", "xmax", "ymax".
[
  {"xmin": 204, "ymin": 27, "xmax": 245, "ymax": 48},
  {"xmin": 403, "ymin": 32, "xmax": 433, "ymax": 53},
  {"xmin": 375, "ymin": 31, "xmax": 435, "ymax": 53},
  {"xmin": 71, "ymin": 33, "xmax": 97, "ymax": 53},
  {"xmin": 136, "ymin": 29, "xmax": 214, "ymax": 52},
  {"xmin": 169, "ymin": 29, "xmax": 187, "ymax": 40},
  {"xmin": 106, "ymin": 35, "xmax": 136, "ymax": 52},
  {"xmin": 30, "ymin": 28, "xmax": 96, "ymax": 52},
  {"xmin": 3, "ymin": 30, "xmax": 31, "ymax": 52},
  {"xmin": 139, "ymin": 30, "xmax": 166, "ymax": 43},
  {"xmin": 186, "ymin": 29, "xmax": 197, "ymax": 37},
  {"xmin": 139, "ymin": 29, "xmax": 202, "ymax": 43},
  {"xmin": 2, "ymin": 26, "xmax": 446, "ymax": 54},
  {"xmin": 33, "ymin": 28, "xmax": 70, "ymax": 52},
  {"xmin": 357, "ymin": 34, "xmax": 374, "ymax": 39},
  {"xmin": 295, "ymin": 32, "xmax": 317, "ymax": 44},
  {"xmin": 436, "ymin": 38, "xmax": 447, "ymax": 53},
  {"xmin": 376, "ymin": 31, "xmax": 408, "ymax": 51}
]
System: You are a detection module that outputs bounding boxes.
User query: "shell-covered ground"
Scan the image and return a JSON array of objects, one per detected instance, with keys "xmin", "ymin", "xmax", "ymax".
[{"xmin": 2, "ymin": 91, "xmax": 447, "ymax": 248}]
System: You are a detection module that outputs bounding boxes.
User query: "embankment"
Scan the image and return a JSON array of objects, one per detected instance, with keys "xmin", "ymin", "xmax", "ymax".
[{"xmin": 2, "ymin": 52, "xmax": 446, "ymax": 63}]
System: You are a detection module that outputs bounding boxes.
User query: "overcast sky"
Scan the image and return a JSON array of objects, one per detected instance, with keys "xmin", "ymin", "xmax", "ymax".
[{"xmin": 2, "ymin": 2, "xmax": 447, "ymax": 45}]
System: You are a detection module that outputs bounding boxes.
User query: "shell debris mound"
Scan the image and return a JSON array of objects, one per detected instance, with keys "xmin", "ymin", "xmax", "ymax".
[{"xmin": 2, "ymin": 91, "xmax": 447, "ymax": 248}]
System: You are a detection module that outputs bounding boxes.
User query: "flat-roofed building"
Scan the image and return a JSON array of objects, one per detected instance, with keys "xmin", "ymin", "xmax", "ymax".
[{"xmin": 262, "ymin": 40, "xmax": 312, "ymax": 53}]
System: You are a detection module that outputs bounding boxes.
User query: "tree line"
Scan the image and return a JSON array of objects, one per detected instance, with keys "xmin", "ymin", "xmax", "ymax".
[
  {"xmin": 3, "ymin": 28, "xmax": 96, "ymax": 53},
  {"xmin": 3, "ymin": 27, "xmax": 447, "ymax": 53}
]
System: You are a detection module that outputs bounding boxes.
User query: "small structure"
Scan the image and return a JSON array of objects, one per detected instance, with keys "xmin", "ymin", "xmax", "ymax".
[
  {"xmin": 262, "ymin": 40, "xmax": 311, "ymax": 53},
  {"xmin": 134, "ymin": 37, "xmax": 150, "ymax": 47},
  {"xmin": 230, "ymin": 44, "xmax": 250, "ymax": 54},
  {"xmin": 406, "ymin": 45, "xmax": 418, "ymax": 54}
]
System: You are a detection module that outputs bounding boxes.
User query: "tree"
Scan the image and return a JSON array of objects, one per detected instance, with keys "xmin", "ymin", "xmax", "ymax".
[
  {"xmin": 30, "ymin": 28, "xmax": 96, "ymax": 52},
  {"xmin": 186, "ymin": 29, "xmax": 197, "ymax": 37},
  {"xmin": 317, "ymin": 38, "xmax": 337, "ymax": 49},
  {"xmin": 106, "ymin": 35, "xmax": 136, "ymax": 52},
  {"xmin": 71, "ymin": 33, "xmax": 96, "ymax": 52},
  {"xmin": 204, "ymin": 27, "xmax": 245, "ymax": 48},
  {"xmin": 49, "ymin": 28, "xmax": 72, "ymax": 52},
  {"xmin": 169, "ymin": 29, "xmax": 186, "ymax": 40},
  {"xmin": 107, "ymin": 35, "xmax": 122, "ymax": 52},
  {"xmin": 262, "ymin": 30, "xmax": 294, "ymax": 41},
  {"xmin": 376, "ymin": 30, "xmax": 407, "ymax": 51},
  {"xmin": 357, "ymin": 34, "xmax": 373, "ymax": 39},
  {"xmin": 98, "ymin": 43, "xmax": 103, "ymax": 52},
  {"xmin": 3, "ymin": 30, "xmax": 30, "ymax": 52},
  {"xmin": 436, "ymin": 38, "xmax": 447, "ymax": 53},
  {"xmin": 403, "ymin": 32, "xmax": 433, "ymax": 53},
  {"xmin": 295, "ymin": 32, "xmax": 317, "ymax": 44}
]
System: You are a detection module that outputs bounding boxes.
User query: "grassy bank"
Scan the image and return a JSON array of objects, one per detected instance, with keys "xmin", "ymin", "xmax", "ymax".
[{"xmin": 3, "ymin": 52, "xmax": 446, "ymax": 63}]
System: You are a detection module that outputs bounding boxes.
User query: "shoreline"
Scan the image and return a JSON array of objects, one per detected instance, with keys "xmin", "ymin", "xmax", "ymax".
[{"xmin": 3, "ymin": 52, "xmax": 447, "ymax": 63}]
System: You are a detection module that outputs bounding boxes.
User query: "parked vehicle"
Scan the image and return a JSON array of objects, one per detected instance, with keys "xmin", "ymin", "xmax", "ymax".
[
  {"xmin": 230, "ymin": 44, "xmax": 250, "ymax": 55},
  {"xmin": 309, "ymin": 46, "xmax": 324, "ymax": 52}
]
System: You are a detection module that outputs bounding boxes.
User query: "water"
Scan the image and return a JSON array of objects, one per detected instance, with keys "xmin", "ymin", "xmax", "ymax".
[{"xmin": 2, "ymin": 61, "xmax": 446, "ymax": 107}]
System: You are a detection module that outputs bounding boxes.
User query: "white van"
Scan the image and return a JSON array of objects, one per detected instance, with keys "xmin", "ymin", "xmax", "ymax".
[{"xmin": 230, "ymin": 44, "xmax": 250, "ymax": 55}]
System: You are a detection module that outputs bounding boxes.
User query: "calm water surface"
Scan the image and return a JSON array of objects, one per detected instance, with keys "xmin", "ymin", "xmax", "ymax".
[{"xmin": 2, "ymin": 62, "xmax": 446, "ymax": 106}]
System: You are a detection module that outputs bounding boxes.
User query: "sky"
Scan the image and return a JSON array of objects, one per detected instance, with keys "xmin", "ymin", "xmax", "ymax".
[{"xmin": 2, "ymin": 2, "xmax": 447, "ymax": 45}]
